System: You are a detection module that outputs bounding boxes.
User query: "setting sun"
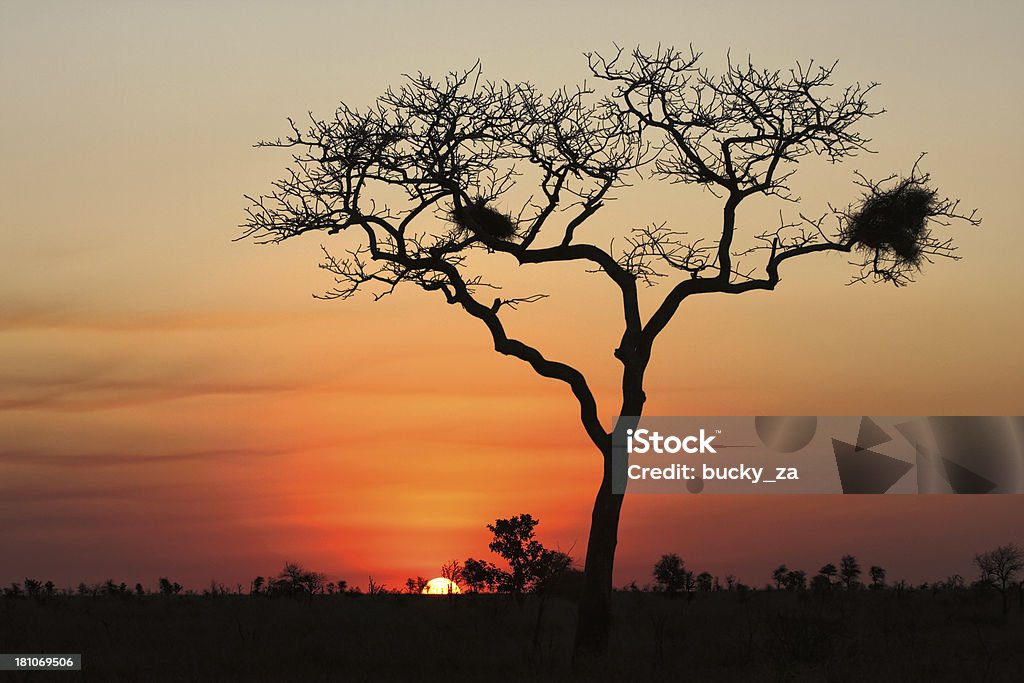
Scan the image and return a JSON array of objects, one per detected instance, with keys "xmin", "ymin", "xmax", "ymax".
[{"xmin": 421, "ymin": 578, "xmax": 461, "ymax": 595}]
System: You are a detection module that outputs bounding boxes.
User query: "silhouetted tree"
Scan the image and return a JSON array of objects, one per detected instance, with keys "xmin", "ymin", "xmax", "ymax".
[
  {"xmin": 783, "ymin": 570, "xmax": 807, "ymax": 592},
  {"xmin": 533, "ymin": 550, "xmax": 578, "ymax": 595},
  {"xmin": 487, "ymin": 514, "xmax": 546, "ymax": 594},
  {"xmin": 366, "ymin": 576, "xmax": 388, "ymax": 596},
  {"xmin": 695, "ymin": 571, "xmax": 713, "ymax": 592},
  {"xmin": 772, "ymin": 565, "xmax": 788, "ymax": 590},
  {"xmin": 813, "ymin": 564, "xmax": 838, "ymax": 592},
  {"xmin": 243, "ymin": 46, "xmax": 979, "ymax": 657},
  {"xmin": 869, "ymin": 565, "xmax": 887, "ymax": 589},
  {"xmin": 251, "ymin": 576, "xmax": 265, "ymax": 595},
  {"xmin": 158, "ymin": 578, "xmax": 182, "ymax": 596},
  {"xmin": 462, "ymin": 559, "xmax": 501, "ymax": 593},
  {"xmin": 653, "ymin": 554, "xmax": 692, "ymax": 595},
  {"xmin": 441, "ymin": 559, "xmax": 464, "ymax": 589},
  {"xmin": 975, "ymin": 543, "xmax": 1023, "ymax": 613},
  {"xmin": 840, "ymin": 555, "xmax": 862, "ymax": 590},
  {"xmin": 269, "ymin": 562, "xmax": 325, "ymax": 598}
]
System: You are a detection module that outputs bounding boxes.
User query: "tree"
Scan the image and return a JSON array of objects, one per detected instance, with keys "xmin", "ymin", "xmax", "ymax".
[
  {"xmin": 975, "ymin": 543, "xmax": 1023, "ymax": 613},
  {"xmin": 783, "ymin": 569, "xmax": 807, "ymax": 592},
  {"xmin": 487, "ymin": 514, "xmax": 546, "ymax": 594},
  {"xmin": 869, "ymin": 565, "xmax": 887, "ymax": 589},
  {"xmin": 441, "ymin": 559, "xmax": 464, "ymax": 589},
  {"xmin": 462, "ymin": 558, "xmax": 501, "ymax": 593},
  {"xmin": 840, "ymin": 555, "xmax": 862, "ymax": 590},
  {"xmin": 772, "ymin": 564, "xmax": 788, "ymax": 590},
  {"xmin": 695, "ymin": 571, "xmax": 714, "ymax": 592},
  {"xmin": 815, "ymin": 563, "xmax": 838, "ymax": 591},
  {"xmin": 653, "ymin": 554, "xmax": 692, "ymax": 595},
  {"xmin": 243, "ymin": 46, "xmax": 979, "ymax": 657},
  {"xmin": 533, "ymin": 549, "xmax": 578, "ymax": 594},
  {"xmin": 269, "ymin": 562, "xmax": 325, "ymax": 598},
  {"xmin": 158, "ymin": 578, "xmax": 182, "ymax": 596}
]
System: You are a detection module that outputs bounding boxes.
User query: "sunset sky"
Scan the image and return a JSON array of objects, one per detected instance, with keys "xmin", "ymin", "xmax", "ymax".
[{"xmin": 2, "ymin": 1, "xmax": 1023, "ymax": 592}]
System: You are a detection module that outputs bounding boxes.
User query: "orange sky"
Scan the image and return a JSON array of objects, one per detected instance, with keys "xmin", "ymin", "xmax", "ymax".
[{"xmin": 2, "ymin": 1, "xmax": 1023, "ymax": 592}]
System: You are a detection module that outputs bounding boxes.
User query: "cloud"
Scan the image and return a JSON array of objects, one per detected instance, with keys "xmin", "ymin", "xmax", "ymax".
[
  {"xmin": 0, "ymin": 446, "xmax": 297, "ymax": 468},
  {"xmin": 0, "ymin": 304, "xmax": 315, "ymax": 333},
  {"xmin": 0, "ymin": 362, "xmax": 312, "ymax": 412}
]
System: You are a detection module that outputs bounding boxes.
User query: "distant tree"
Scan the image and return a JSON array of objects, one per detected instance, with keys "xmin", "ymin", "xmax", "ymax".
[
  {"xmin": 943, "ymin": 574, "xmax": 964, "ymax": 590},
  {"xmin": 783, "ymin": 570, "xmax": 807, "ymax": 592},
  {"xmin": 840, "ymin": 555, "xmax": 862, "ymax": 590},
  {"xmin": 812, "ymin": 564, "xmax": 838, "ymax": 592},
  {"xmin": 158, "ymin": 578, "xmax": 183, "ymax": 596},
  {"xmin": 869, "ymin": 565, "xmax": 887, "ymax": 589},
  {"xmin": 487, "ymin": 515, "xmax": 545, "ymax": 594},
  {"xmin": 695, "ymin": 572, "xmax": 714, "ymax": 592},
  {"xmin": 772, "ymin": 565, "xmax": 788, "ymax": 590},
  {"xmin": 134, "ymin": 583, "xmax": 145, "ymax": 597},
  {"xmin": 533, "ymin": 550, "xmax": 578, "ymax": 594},
  {"xmin": 653, "ymin": 554, "xmax": 692, "ymax": 595},
  {"xmin": 441, "ymin": 559, "xmax": 464, "ymax": 589},
  {"xmin": 251, "ymin": 576, "xmax": 265, "ymax": 595},
  {"xmin": 462, "ymin": 558, "xmax": 501, "ymax": 593},
  {"xmin": 270, "ymin": 562, "xmax": 325, "ymax": 598},
  {"xmin": 404, "ymin": 578, "xmax": 418, "ymax": 594},
  {"xmin": 366, "ymin": 576, "xmax": 388, "ymax": 596},
  {"xmin": 975, "ymin": 543, "xmax": 1023, "ymax": 613}
]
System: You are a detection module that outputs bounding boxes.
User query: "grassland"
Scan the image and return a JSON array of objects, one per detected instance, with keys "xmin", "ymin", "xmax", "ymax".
[{"xmin": 1, "ymin": 590, "xmax": 1022, "ymax": 681}]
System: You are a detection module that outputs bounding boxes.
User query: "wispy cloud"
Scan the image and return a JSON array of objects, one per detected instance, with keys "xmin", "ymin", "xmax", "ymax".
[
  {"xmin": 0, "ymin": 446, "xmax": 298, "ymax": 468},
  {"xmin": 0, "ymin": 305, "xmax": 316, "ymax": 333}
]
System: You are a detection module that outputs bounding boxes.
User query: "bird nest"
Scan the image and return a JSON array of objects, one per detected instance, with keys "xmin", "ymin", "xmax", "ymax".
[
  {"xmin": 450, "ymin": 197, "xmax": 518, "ymax": 240},
  {"xmin": 843, "ymin": 177, "xmax": 938, "ymax": 268}
]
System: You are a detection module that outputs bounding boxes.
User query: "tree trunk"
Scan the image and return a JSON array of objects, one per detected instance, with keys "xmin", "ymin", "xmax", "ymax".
[
  {"xmin": 572, "ymin": 354, "xmax": 644, "ymax": 666},
  {"xmin": 572, "ymin": 461, "xmax": 624, "ymax": 664}
]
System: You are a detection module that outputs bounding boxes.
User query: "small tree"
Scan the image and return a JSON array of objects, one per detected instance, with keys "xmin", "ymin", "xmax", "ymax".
[
  {"xmin": 869, "ymin": 565, "xmax": 887, "ymax": 589},
  {"xmin": 840, "ymin": 555, "xmax": 862, "ymax": 590},
  {"xmin": 653, "ymin": 554, "xmax": 691, "ymax": 595},
  {"xmin": 772, "ymin": 565, "xmax": 788, "ymax": 590},
  {"xmin": 814, "ymin": 564, "xmax": 838, "ymax": 591},
  {"xmin": 158, "ymin": 578, "xmax": 183, "ymax": 596},
  {"xmin": 783, "ymin": 570, "xmax": 807, "ymax": 592},
  {"xmin": 441, "ymin": 559, "xmax": 464, "ymax": 589},
  {"xmin": 462, "ymin": 558, "xmax": 501, "ymax": 593},
  {"xmin": 269, "ymin": 562, "xmax": 325, "ymax": 598},
  {"xmin": 975, "ymin": 543, "xmax": 1023, "ymax": 613},
  {"xmin": 488, "ymin": 514, "xmax": 546, "ymax": 594},
  {"xmin": 695, "ymin": 571, "xmax": 714, "ymax": 592}
]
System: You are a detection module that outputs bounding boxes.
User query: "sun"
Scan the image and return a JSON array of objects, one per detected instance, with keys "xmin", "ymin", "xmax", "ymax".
[{"xmin": 421, "ymin": 577, "xmax": 461, "ymax": 595}]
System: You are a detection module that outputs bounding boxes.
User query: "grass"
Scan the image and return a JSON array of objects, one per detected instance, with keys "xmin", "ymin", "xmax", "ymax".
[{"xmin": 1, "ymin": 590, "xmax": 1022, "ymax": 681}]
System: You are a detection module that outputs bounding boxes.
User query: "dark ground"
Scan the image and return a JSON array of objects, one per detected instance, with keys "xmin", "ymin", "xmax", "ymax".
[{"xmin": 1, "ymin": 590, "xmax": 1022, "ymax": 681}]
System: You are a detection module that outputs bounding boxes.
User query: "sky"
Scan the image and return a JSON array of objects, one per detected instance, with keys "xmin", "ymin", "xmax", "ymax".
[{"xmin": 2, "ymin": 0, "xmax": 1023, "ymax": 592}]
